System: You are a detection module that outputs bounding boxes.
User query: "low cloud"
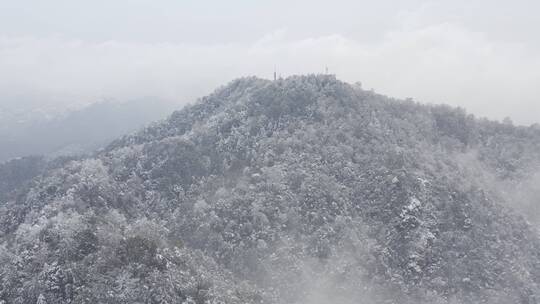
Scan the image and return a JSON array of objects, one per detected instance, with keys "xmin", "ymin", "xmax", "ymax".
[{"xmin": 1, "ymin": 22, "xmax": 539, "ymax": 124}]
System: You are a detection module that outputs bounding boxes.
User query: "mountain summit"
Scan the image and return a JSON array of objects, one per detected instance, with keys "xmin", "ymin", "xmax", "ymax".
[{"xmin": 1, "ymin": 75, "xmax": 540, "ymax": 303}]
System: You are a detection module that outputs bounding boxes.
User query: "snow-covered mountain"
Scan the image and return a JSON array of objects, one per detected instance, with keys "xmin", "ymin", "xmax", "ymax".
[{"xmin": 1, "ymin": 75, "xmax": 539, "ymax": 303}]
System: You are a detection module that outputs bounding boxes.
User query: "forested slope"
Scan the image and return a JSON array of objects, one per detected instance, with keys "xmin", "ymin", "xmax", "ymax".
[{"xmin": 1, "ymin": 75, "xmax": 540, "ymax": 304}]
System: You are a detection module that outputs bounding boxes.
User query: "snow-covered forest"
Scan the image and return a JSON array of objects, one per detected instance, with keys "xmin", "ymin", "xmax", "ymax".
[{"xmin": 1, "ymin": 75, "xmax": 539, "ymax": 303}]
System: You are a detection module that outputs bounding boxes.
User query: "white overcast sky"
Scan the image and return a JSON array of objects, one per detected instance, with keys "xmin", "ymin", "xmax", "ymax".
[{"xmin": 1, "ymin": 0, "xmax": 539, "ymax": 124}]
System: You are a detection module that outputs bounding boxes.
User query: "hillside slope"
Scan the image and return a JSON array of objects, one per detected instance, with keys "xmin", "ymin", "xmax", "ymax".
[{"xmin": 1, "ymin": 75, "xmax": 540, "ymax": 304}]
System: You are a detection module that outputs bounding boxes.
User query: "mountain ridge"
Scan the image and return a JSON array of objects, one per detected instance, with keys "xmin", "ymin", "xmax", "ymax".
[
  {"xmin": 1, "ymin": 74, "xmax": 540, "ymax": 303},
  {"xmin": 0, "ymin": 98, "xmax": 179, "ymax": 163}
]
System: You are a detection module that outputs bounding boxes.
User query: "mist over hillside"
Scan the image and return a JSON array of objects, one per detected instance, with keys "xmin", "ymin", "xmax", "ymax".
[
  {"xmin": 0, "ymin": 99, "xmax": 179, "ymax": 162},
  {"xmin": 1, "ymin": 75, "xmax": 539, "ymax": 303}
]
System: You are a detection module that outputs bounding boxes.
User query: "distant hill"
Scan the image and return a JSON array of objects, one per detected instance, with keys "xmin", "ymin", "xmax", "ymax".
[
  {"xmin": 0, "ymin": 98, "xmax": 178, "ymax": 162},
  {"xmin": 1, "ymin": 75, "xmax": 540, "ymax": 304}
]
